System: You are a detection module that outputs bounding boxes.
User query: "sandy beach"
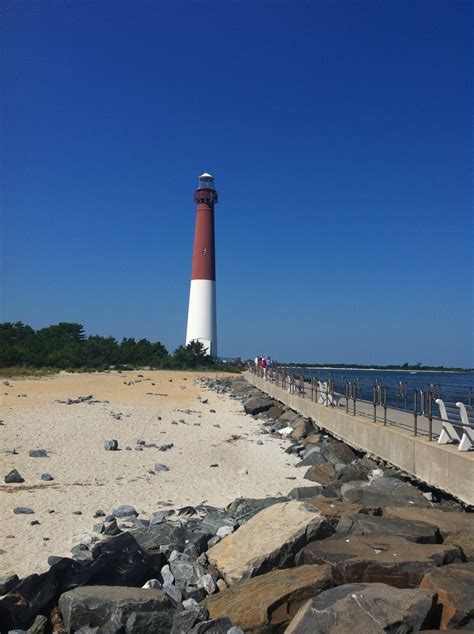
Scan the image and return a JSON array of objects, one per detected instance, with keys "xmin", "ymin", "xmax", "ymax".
[{"xmin": 0, "ymin": 370, "xmax": 307, "ymax": 579}]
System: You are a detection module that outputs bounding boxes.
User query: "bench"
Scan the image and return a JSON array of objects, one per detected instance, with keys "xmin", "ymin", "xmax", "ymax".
[
  {"xmin": 456, "ymin": 402, "xmax": 474, "ymax": 452},
  {"xmin": 436, "ymin": 399, "xmax": 473, "ymax": 451}
]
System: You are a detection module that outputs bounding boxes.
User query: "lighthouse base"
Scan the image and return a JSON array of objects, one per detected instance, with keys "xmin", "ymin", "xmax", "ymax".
[{"xmin": 185, "ymin": 279, "xmax": 217, "ymax": 358}]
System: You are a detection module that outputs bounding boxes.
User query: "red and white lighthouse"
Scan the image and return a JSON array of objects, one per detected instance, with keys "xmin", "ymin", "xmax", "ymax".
[{"xmin": 185, "ymin": 173, "xmax": 218, "ymax": 357}]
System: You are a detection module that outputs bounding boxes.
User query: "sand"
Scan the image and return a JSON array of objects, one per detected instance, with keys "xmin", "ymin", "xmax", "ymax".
[{"xmin": 0, "ymin": 370, "xmax": 307, "ymax": 578}]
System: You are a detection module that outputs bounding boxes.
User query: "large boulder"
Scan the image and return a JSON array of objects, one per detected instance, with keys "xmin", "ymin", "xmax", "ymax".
[
  {"xmin": 295, "ymin": 533, "xmax": 462, "ymax": 588},
  {"xmin": 207, "ymin": 501, "xmax": 331, "ymax": 586},
  {"xmin": 304, "ymin": 464, "xmax": 336, "ymax": 485},
  {"xmin": 132, "ymin": 522, "xmax": 187, "ymax": 557},
  {"xmin": 324, "ymin": 442, "xmax": 357, "ymax": 465},
  {"xmin": 384, "ymin": 506, "xmax": 474, "ymax": 560},
  {"xmin": 338, "ymin": 514, "xmax": 440, "ymax": 544},
  {"xmin": 306, "ymin": 495, "xmax": 362, "ymax": 519},
  {"xmin": 420, "ymin": 562, "xmax": 474, "ymax": 629},
  {"xmin": 285, "ymin": 583, "xmax": 437, "ymax": 633},
  {"xmin": 243, "ymin": 396, "xmax": 276, "ymax": 416},
  {"xmin": 58, "ymin": 585, "xmax": 175, "ymax": 631},
  {"xmin": 342, "ymin": 477, "xmax": 432, "ymax": 509},
  {"xmin": 203, "ymin": 564, "xmax": 334, "ymax": 632}
]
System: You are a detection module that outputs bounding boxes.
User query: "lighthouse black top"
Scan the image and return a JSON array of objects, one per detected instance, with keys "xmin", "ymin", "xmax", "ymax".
[{"xmin": 191, "ymin": 174, "xmax": 218, "ymax": 282}]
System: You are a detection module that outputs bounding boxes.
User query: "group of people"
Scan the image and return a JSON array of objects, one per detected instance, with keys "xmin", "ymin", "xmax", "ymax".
[{"xmin": 254, "ymin": 355, "xmax": 272, "ymax": 379}]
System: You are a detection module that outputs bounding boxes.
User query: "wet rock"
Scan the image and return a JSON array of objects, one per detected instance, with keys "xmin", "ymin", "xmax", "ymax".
[
  {"xmin": 207, "ymin": 501, "xmax": 331, "ymax": 586},
  {"xmin": 58, "ymin": 585, "xmax": 174, "ymax": 631},
  {"xmin": 4, "ymin": 469, "xmax": 24, "ymax": 484},
  {"xmin": 296, "ymin": 533, "xmax": 463, "ymax": 588},
  {"xmin": 342, "ymin": 477, "xmax": 432, "ymax": 509},
  {"xmin": 339, "ymin": 514, "xmax": 440, "ymax": 544},
  {"xmin": 104, "ymin": 440, "xmax": 118, "ymax": 451},
  {"xmin": 0, "ymin": 574, "xmax": 19, "ymax": 594},
  {"xmin": 285, "ymin": 582, "xmax": 437, "ymax": 633},
  {"xmin": 420, "ymin": 561, "xmax": 474, "ymax": 629},
  {"xmin": 13, "ymin": 507, "xmax": 34, "ymax": 515},
  {"xmin": 203, "ymin": 564, "xmax": 334, "ymax": 632},
  {"xmin": 243, "ymin": 396, "xmax": 276, "ymax": 416},
  {"xmin": 29, "ymin": 449, "xmax": 47, "ymax": 458}
]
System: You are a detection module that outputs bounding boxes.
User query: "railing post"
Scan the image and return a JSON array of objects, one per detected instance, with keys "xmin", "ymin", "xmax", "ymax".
[
  {"xmin": 345, "ymin": 381, "xmax": 349, "ymax": 414},
  {"xmin": 383, "ymin": 386, "xmax": 387, "ymax": 426},
  {"xmin": 468, "ymin": 386, "xmax": 472, "ymax": 407},
  {"xmin": 373, "ymin": 381, "xmax": 377, "ymax": 422},
  {"xmin": 428, "ymin": 391, "xmax": 433, "ymax": 441},
  {"xmin": 353, "ymin": 382, "xmax": 357, "ymax": 416},
  {"xmin": 413, "ymin": 389, "xmax": 418, "ymax": 436}
]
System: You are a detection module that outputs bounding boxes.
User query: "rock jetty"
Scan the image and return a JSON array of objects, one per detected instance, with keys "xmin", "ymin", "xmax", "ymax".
[{"xmin": 1, "ymin": 375, "xmax": 473, "ymax": 633}]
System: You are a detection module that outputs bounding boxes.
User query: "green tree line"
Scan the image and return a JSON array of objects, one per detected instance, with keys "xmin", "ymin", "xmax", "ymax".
[{"xmin": 0, "ymin": 322, "xmax": 231, "ymax": 371}]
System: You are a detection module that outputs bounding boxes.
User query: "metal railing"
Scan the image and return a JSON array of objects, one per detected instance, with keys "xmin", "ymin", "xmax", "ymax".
[{"xmin": 248, "ymin": 363, "xmax": 473, "ymax": 442}]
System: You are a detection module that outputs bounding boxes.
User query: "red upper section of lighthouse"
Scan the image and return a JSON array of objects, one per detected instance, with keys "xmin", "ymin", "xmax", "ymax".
[{"xmin": 190, "ymin": 174, "xmax": 218, "ymax": 281}]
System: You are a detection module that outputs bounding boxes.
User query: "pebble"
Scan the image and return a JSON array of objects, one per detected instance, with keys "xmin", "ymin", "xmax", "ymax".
[
  {"xmin": 104, "ymin": 439, "xmax": 118, "ymax": 451},
  {"xmin": 29, "ymin": 449, "xmax": 48, "ymax": 458},
  {"xmin": 93, "ymin": 510, "xmax": 106, "ymax": 518},
  {"xmin": 112, "ymin": 505, "xmax": 138, "ymax": 518},
  {"xmin": 41, "ymin": 473, "xmax": 54, "ymax": 481},
  {"xmin": 4, "ymin": 469, "xmax": 24, "ymax": 484},
  {"xmin": 159, "ymin": 443, "xmax": 174, "ymax": 452},
  {"xmin": 13, "ymin": 507, "xmax": 34, "ymax": 514},
  {"xmin": 155, "ymin": 463, "xmax": 170, "ymax": 472}
]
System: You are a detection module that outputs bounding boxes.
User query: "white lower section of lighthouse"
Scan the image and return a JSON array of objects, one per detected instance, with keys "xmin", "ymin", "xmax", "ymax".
[{"xmin": 185, "ymin": 279, "xmax": 217, "ymax": 358}]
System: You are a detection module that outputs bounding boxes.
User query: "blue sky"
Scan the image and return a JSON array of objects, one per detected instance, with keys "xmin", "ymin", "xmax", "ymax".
[{"xmin": 1, "ymin": 1, "xmax": 472, "ymax": 366}]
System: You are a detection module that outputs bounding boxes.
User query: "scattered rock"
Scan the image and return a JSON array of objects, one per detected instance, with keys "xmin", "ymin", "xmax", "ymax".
[
  {"xmin": 29, "ymin": 449, "xmax": 48, "ymax": 458},
  {"xmin": 159, "ymin": 443, "xmax": 174, "ymax": 452},
  {"xmin": 155, "ymin": 463, "xmax": 170, "ymax": 472},
  {"xmin": 285, "ymin": 582, "xmax": 437, "ymax": 633},
  {"xmin": 104, "ymin": 440, "xmax": 118, "ymax": 451},
  {"xmin": 13, "ymin": 507, "xmax": 34, "ymax": 515},
  {"xmin": 304, "ymin": 464, "xmax": 335, "ymax": 485},
  {"xmin": 288, "ymin": 486, "xmax": 324, "ymax": 500},
  {"xmin": 203, "ymin": 564, "xmax": 334, "ymax": 632},
  {"xmin": 41, "ymin": 473, "xmax": 54, "ymax": 481},
  {"xmin": 4, "ymin": 469, "xmax": 24, "ymax": 484},
  {"xmin": 207, "ymin": 501, "xmax": 331, "ymax": 586}
]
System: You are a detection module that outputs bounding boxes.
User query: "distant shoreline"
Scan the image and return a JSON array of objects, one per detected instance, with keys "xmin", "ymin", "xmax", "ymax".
[{"xmin": 283, "ymin": 366, "xmax": 473, "ymax": 374}]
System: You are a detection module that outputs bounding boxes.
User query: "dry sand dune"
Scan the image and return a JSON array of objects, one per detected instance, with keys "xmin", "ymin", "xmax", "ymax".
[{"xmin": 0, "ymin": 370, "xmax": 307, "ymax": 578}]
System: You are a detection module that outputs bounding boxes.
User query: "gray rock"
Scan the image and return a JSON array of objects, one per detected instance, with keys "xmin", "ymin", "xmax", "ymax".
[
  {"xmin": 71, "ymin": 544, "xmax": 94, "ymax": 564},
  {"xmin": 288, "ymin": 485, "xmax": 324, "ymax": 500},
  {"xmin": 125, "ymin": 609, "xmax": 174, "ymax": 633},
  {"xmin": 58, "ymin": 585, "xmax": 174, "ymax": 631},
  {"xmin": 27, "ymin": 614, "xmax": 48, "ymax": 633},
  {"xmin": 41, "ymin": 473, "xmax": 54, "ymax": 481},
  {"xmin": 103, "ymin": 519, "xmax": 121, "ymax": 536},
  {"xmin": 295, "ymin": 449, "xmax": 327, "ymax": 468},
  {"xmin": 132, "ymin": 522, "xmax": 187, "ymax": 558},
  {"xmin": 226, "ymin": 497, "xmax": 287, "ymax": 524},
  {"xmin": 29, "ymin": 449, "xmax": 48, "ymax": 458},
  {"xmin": 155, "ymin": 463, "xmax": 170, "ymax": 472},
  {"xmin": 0, "ymin": 573, "xmax": 19, "ymax": 594},
  {"xmin": 104, "ymin": 439, "xmax": 119, "ymax": 451},
  {"xmin": 4, "ymin": 469, "xmax": 24, "ymax": 484},
  {"xmin": 159, "ymin": 443, "xmax": 174, "ymax": 451},
  {"xmin": 207, "ymin": 536, "xmax": 220, "ymax": 548},
  {"xmin": 341, "ymin": 514, "xmax": 440, "ymax": 543},
  {"xmin": 150, "ymin": 510, "xmax": 173, "ymax": 525},
  {"xmin": 13, "ymin": 507, "xmax": 34, "ymax": 514},
  {"xmin": 243, "ymin": 396, "xmax": 276, "ymax": 416},
  {"xmin": 226, "ymin": 628, "xmax": 244, "ymax": 634},
  {"xmin": 142, "ymin": 578, "xmax": 162, "ymax": 589},
  {"xmin": 189, "ymin": 617, "xmax": 233, "ymax": 633},
  {"xmin": 285, "ymin": 583, "xmax": 436, "ymax": 633},
  {"xmin": 171, "ymin": 605, "xmax": 210, "ymax": 633},
  {"xmin": 112, "ymin": 505, "xmax": 138, "ymax": 518},
  {"xmin": 160, "ymin": 564, "xmax": 175, "ymax": 585},
  {"xmin": 342, "ymin": 477, "xmax": 432, "ymax": 508},
  {"xmin": 163, "ymin": 583, "xmax": 183, "ymax": 603},
  {"xmin": 197, "ymin": 573, "xmax": 217, "ymax": 595},
  {"xmin": 201, "ymin": 511, "xmax": 237, "ymax": 535},
  {"xmin": 169, "ymin": 552, "xmax": 207, "ymax": 589}
]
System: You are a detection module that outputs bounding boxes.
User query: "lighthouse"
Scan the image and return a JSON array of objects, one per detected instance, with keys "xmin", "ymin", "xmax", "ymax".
[{"xmin": 185, "ymin": 172, "xmax": 218, "ymax": 357}]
